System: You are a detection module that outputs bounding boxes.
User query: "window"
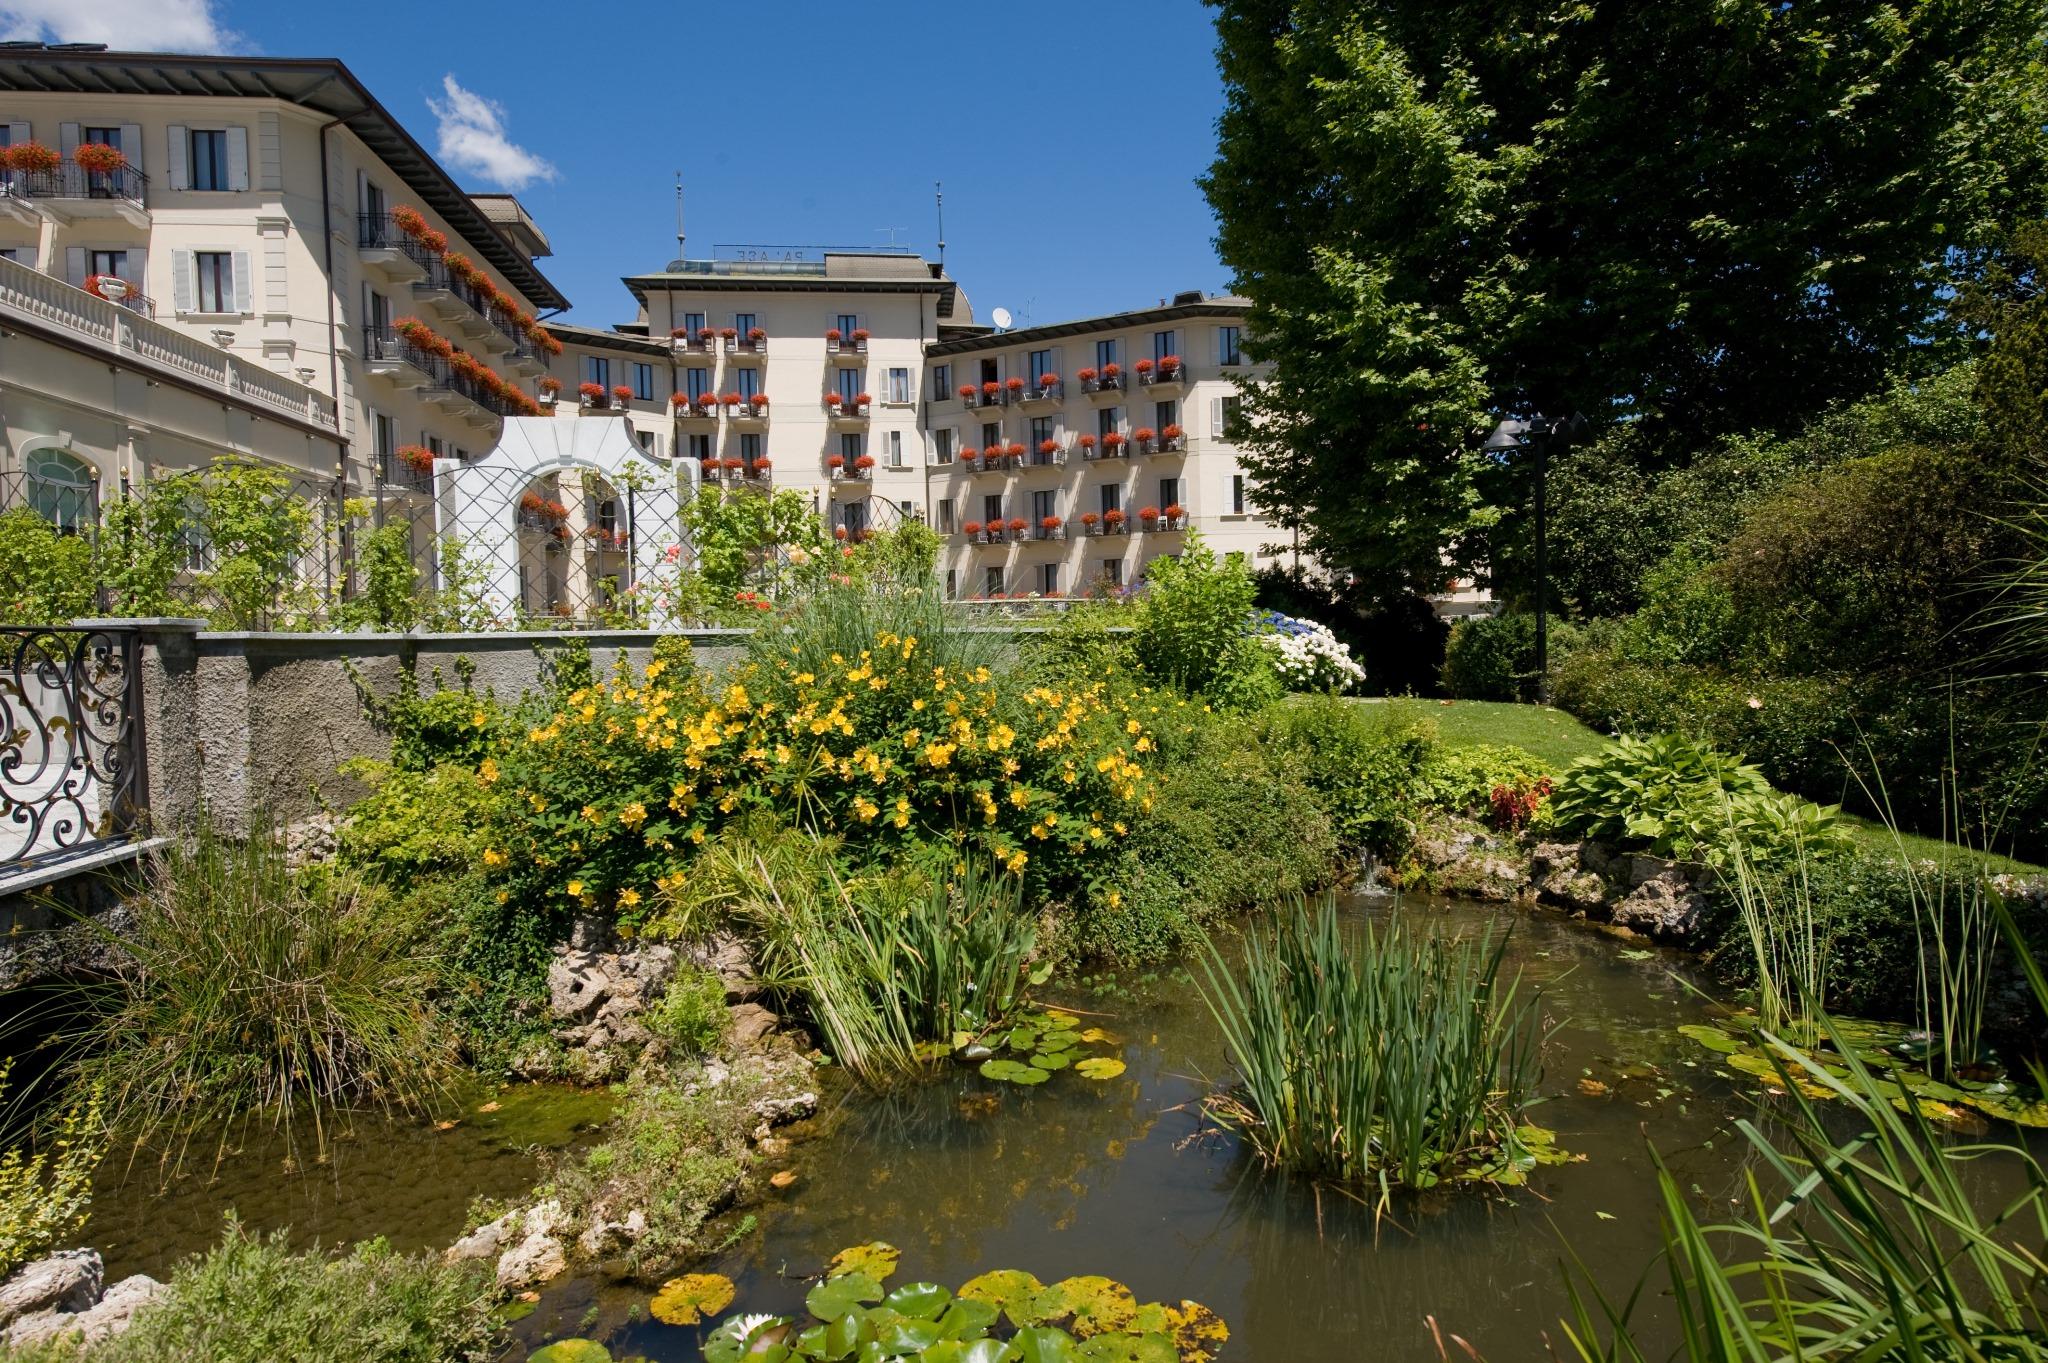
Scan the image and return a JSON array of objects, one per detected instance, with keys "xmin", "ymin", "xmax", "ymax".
[
  {"xmin": 194, "ymin": 251, "xmax": 234, "ymax": 313},
  {"xmin": 946, "ymin": 569, "xmax": 958, "ymax": 599},
  {"xmin": 1028, "ymin": 349, "xmax": 1054, "ymax": 383},
  {"xmin": 686, "ymin": 367, "xmax": 712, "ymax": 400},
  {"xmin": 0, "ymin": 250, "xmax": 19, "ymax": 264},
  {"xmin": 932, "ymin": 363, "xmax": 951, "ymax": 397},
  {"xmin": 1217, "ymin": 326, "xmax": 1243, "ymax": 366},
  {"xmin": 687, "ymin": 433, "xmax": 712, "ymax": 462},
  {"xmin": 371, "ymin": 412, "xmax": 396, "ymax": 473},
  {"xmin": 836, "ymin": 368, "xmax": 863, "ymax": 404},
  {"xmin": 362, "ymin": 179, "xmax": 387, "ymax": 220},
  {"xmin": 843, "ymin": 500, "xmax": 869, "ymax": 535},
  {"xmin": 733, "ymin": 312, "xmax": 756, "ymax": 336},
  {"xmin": 735, "ymin": 367, "xmax": 760, "ymax": 401},
  {"xmin": 1029, "ymin": 416, "xmax": 1056, "ymax": 461},
  {"xmin": 189, "ymin": 129, "xmax": 229, "ymax": 191},
  {"xmin": 1231, "ymin": 474, "xmax": 1246, "ymax": 515},
  {"xmin": 637, "ymin": 430, "xmax": 656, "ymax": 453},
  {"xmin": 933, "ymin": 429, "xmax": 955, "ymax": 465},
  {"xmin": 840, "ymin": 432, "xmax": 864, "ymax": 462},
  {"xmin": 632, "ymin": 363, "xmax": 655, "ymax": 401},
  {"xmin": 87, "ymin": 249, "xmax": 128, "ymax": 279},
  {"xmin": 1159, "ymin": 476, "xmax": 1181, "ymax": 507},
  {"xmin": 1098, "ymin": 483, "xmax": 1122, "ymax": 515},
  {"xmin": 979, "ymin": 357, "xmax": 1000, "ymax": 385},
  {"xmin": 836, "ymin": 313, "xmax": 860, "ymax": 337},
  {"xmin": 740, "ymin": 433, "xmax": 763, "ymax": 462},
  {"xmin": 454, "ymin": 447, "xmax": 469, "ymax": 462},
  {"xmin": 887, "ymin": 431, "xmax": 905, "ymax": 468},
  {"xmin": 1102, "ymin": 558, "xmax": 1123, "ymax": 587},
  {"xmin": 886, "ymin": 367, "xmax": 912, "ymax": 404},
  {"xmin": 581, "ymin": 355, "xmax": 611, "ymax": 388},
  {"xmin": 1219, "ymin": 395, "xmax": 1243, "ymax": 438},
  {"xmin": 1094, "ymin": 338, "xmax": 1119, "ymax": 370},
  {"xmin": 1031, "ymin": 489, "xmax": 1056, "ymax": 521},
  {"xmin": 365, "ymin": 288, "xmax": 392, "ymax": 337},
  {"xmin": 983, "ymin": 493, "xmax": 1004, "ymax": 523},
  {"xmin": 25, "ymin": 448, "xmax": 94, "ymax": 531},
  {"xmin": 1151, "ymin": 330, "xmax": 1177, "ymax": 361},
  {"xmin": 1097, "ymin": 407, "xmax": 1121, "ymax": 439},
  {"xmin": 983, "ymin": 567, "xmax": 1003, "ymax": 597},
  {"xmin": 426, "ymin": 435, "xmax": 444, "ymax": 457},
  {"xmin": 936, "ymin": 498, "xmax": 956, "ymax": 533},
  {"xmin": 1039, "ymin": 563, "xmax": 1059, "ymax": 596},
  {"xmin": 1154, "ymin": 399, "xmax": 1178, "ymax": 430},
  {"xmin": 683, "ymin": 311, "xmax": 705, "ymax": 336},
  {"xmin": 980, "ymin": 421, "xmax": 1001, "ymax": 449}
]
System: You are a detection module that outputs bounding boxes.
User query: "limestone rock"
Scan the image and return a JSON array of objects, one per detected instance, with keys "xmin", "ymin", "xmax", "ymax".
[
  {"xmin": 445, "ymin": 1213, "xmax": 512, "ymax": 1264},
  {"xmin": 1610, "ymin": 871, "xmax": 1707, "ymax": 942},
  {"xmin": 727, "ymin": 1003, "xmax": 781, "ymax": 1055},
  {"xmin": 546, "ymin": 941, "xmax": 680, "ymax": 1081},
  {"xmin": 0, "ymin": 1251, "xmax": 103, "ymax": 1330},
  {"xmin": 1529, "ymin": 842, "xmax": 1609, "ymax": 915},
  {"xmin": 495, "ymin": 1200, "xmax": 569, "ymax": 1290},
  {"xmin": 576, "ymin": 1209, "xmax": 646, "ymax": 1259},
  {"xmin": 282, "ymin": 814, "xmax": 339, "ymax": 870},
  {"xmin": 3, "ymin": 1263, "xmax": 162, "ymax": 1351},
  {"xmin": 686, "ymin": 934, "xmax": 763, "ymax": 1003},
  {"xmin": 752, "ymin": 1092, "xmax": 817, "ymax": 1127}
]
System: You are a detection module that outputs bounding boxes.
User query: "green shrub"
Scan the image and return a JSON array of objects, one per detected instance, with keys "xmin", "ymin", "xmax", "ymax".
[
  {"xmin": 348, "ymin": 661, "xmax": 508, "ymax": 773},
  {"xmin": 0, "ymin": 508, "xmax": 98, "ymax": 627},
  {"xmin": 1131, "ymin": 531, "xmax": 1277, "ymax": 709},
  {"xmin": 0, "ymin": 1064, "xmax": 103, "ymax": 1281},
  {"xmin": 337, "ymin": 761, "xmax": 498, "ymax": 878},
  {"xmin": 646, "ymin": 968, "xmax": 727, "ymax": 1055},
  {"xmin": 1257, "ymin": 697, "xmax": 1437, "ymax": 857},
  {"xmin": 1411, "ymin": 743, "xmax": 1557, "ymax": 822},
  {"xmin": 46, "ymin": 1218, "xmax": 499, "ymax": 1363},
  {"xmin": 67, "ymin": 820, "xmax": 452, "ymax": 1163},
  {"xmin": 331, "ymin": 522, "xmax": 418, "ymax": 632},
  {"xmin": 1441, "ymin": 612, "xmax": 1587, "ymax": 702},
  {"xmin": 423, "ymin": 871, "xmax": 563, "ymax": 1072}
]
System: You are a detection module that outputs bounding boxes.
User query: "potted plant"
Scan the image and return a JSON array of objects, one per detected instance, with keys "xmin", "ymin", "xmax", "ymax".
[
  {"xmin": 1162, "ymin": 423, "xmax": 1185, "ymax": 450},
  {"xmin": 1138, "ymin": 505, "xmax": 1161, "ymax": 526},
  {"xmin": 1005, "ymin": 441, "xmax": 1026, "ymax": 462},
  {"xmin": 853, "ymin": 453, "xmax": 877, "ymax": 471},
  {"xmin": 1077, "ymin": 366, "xmax": 1098, "ymax": 387},
  {"xmin": 1038, "ymin": 438, "xmax": 1059, "ymax": 459},
  {"xmin": 851, "ymin": 327, "xmax": 870, "ymax": 349},
  {"xmin": 611, "ymin": 383, "xmax": 635, "ymax": 406},
  {"xmin": 1005, "ymin": 376, "xmax": 1025, "ymax": 395},
  {"xmin": 826, "ymin": 391, "xmax": 845, "ymax": 408},
  {"xmin": 981, "ymin": 381, "xmax": 1001, "ymax": 403},
  {"xmin": 695, "ymin": 392, "xmax": 718, "ymax": 413},
  {"xmin": 720, "ymin": 392, "xmax": 742, "ymax": 409},
  {"xmin": 751, "ymin": 457, "xmax": 772, "ymax": 475},
  {"xmin": 720, "ymin": 326, "xmax": 738, "ymax": 343},
  {"xmin": 854, "ymin": 392, "xmax": 873, "ymax": 413},
  {"xmin": 1133, "ymin": 426, "xmax": 1157, "ymax": 451},
  {"xmin": 538, "ymin": 377, "xmax": 562, "ymax": 404},
  {"xmin": 1040, "ymin": 514, "xmax": 1063, "ymax": 535},
  {"xmin": 670, "ymin": 391, "xmax": 691, "ymax": 410},
  {"xmin": 698, "ymin": 326, "xmax": 718, "ymax": 347},
  {"xmin": 578, "ymin": 381, "xmax": 607, "ymax": 407},
  {"xmin": 4, "ymin": 141, "xmax": 58, "ymax": 174},
  {"xmin": 1006, "ymin": 516, "xmax": 1028, "ymax": 537},
  {"xmin": 749, "ymin": 393, "xmax": 770, "ymax": 410},
  {"xmin": 1104, "ymin": 507, "xmax": 1126, "ymax": 530},
  {"xmin": 669, "ymin": 326, "xmax": 689, "ymax": 341},
  {"xmin": 834, "ymin": 526, "xmax": 850, "ymax": 541},
  {"xmin": 1036, "ymin": 371, "xmax": 1061, "ymax": 394},
  {"xmin": 1101, "ymin": 361, "xmax": 1122, "ymax": 388},
  {"xmin": 1158, "ymin": 353, "xmax": 1182, "ymax": 378},
  {"xmin": 392, "ymin": 205, "xmax": 430, "ymax": 239},
  {"xmin": 72, "ymin": 142, "xmax": 127, "ymax": 175},
  {"xmin": 1134, "ymin": 358, "xmax": 1155, "ymax": 382},
  {"xmin": 1080, "ymin": 511, "xmax": 1101, "ymax": 532},
  {"xmin": 396, "ymin": 444, "xmax": 435, "ymax": 474},
  {"xmin": 748, "ymin": 326, "xmax": 767, "ymax": 346},
  {"xmin": 957, "ymin": 383, "xmax": 977, "ymax": 403},
  {"xmin": 722, "ymin": 457, "xmax": 746, "ymax": 471},
  {"xmin": 962, "ymin": 519, "xmax": 984, "ymax": 538},
  {"xmin": 1078, "ymin": 434, "xmax": 1098, "ymax": 456},
  {"xmin": 700, "ymin": 455, "xmax": 720, "ymax": 474},
  {"xmin": 827, "ymin": 453, "xmax": 847, "ymax": 472},
  {"xmin": 1103, "ymin": 431, "xmax": 1127, "ymax": 452},
  {"xmin": 1163, "ymin": 501, "xmax": 1186, "ymax": 527}
]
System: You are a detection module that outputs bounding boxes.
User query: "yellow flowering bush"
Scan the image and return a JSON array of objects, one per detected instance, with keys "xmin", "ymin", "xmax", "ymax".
[{"xmin": 487, "ymin": 623, "xmax": 1158, "ymax": 916}]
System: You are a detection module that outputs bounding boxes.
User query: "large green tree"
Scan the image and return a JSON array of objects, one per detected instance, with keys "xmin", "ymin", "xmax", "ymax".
[{"xmin": 1203, "ymin": 0, "xmax": 2048, "ymax": 594}]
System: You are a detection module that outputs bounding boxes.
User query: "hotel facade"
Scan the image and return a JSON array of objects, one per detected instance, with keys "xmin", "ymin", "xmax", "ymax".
[{"xmin": 0, "ymin": 44, "xmax": 1285, "ymax": 604}]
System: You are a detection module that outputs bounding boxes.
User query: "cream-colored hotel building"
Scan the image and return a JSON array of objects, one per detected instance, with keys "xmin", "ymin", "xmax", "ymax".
[{"xmin": 0, "ymin": 44, "xmax": 1283, "ymax": 599}]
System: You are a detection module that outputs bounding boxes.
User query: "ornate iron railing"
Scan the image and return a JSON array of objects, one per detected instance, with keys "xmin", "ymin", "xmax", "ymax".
[{"xmin": 0, "ymin": 625, "xmax": 148, "ymax": 874}]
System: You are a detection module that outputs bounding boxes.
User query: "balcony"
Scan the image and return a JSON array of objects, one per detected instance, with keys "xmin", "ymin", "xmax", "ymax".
[
  {"xmin": 670, "ymin": 331, "xmax": 719, "ymax": 357},
  {"xmin": 0, "ymin": 163, "xmax": 149, "ymax": 227},
  {"xmin": 1080, "ymin": 515, "xmax": 1131, "ymax": 537},
  {"xmin": 728, "ymin": 396, "xmax": 770, "ymax": 427},
  {"xmin": 825, "ymin": 395, "xmax": 872, "ymax": 423},
  {"xmin": 364, "ymin": 328, "xmax": 430, "ymax": 384},
  {"xmin": 1018, "ymin": 376, "xmax": 1063, "ymax": 408},
  {"xmin": 729, "ymin": 332, "xmax": 768, "ymax": 360},
  {"xmin": 1081, "ymin": 435, "xmax": 1130, "ymax": 460},
  {"xmin": 357, "ymin": 213, "xmax": 436, "ymax": 280},
  {"xmin": 963, "ymin": 384, "xmax": 1010, "ymax": 410},
  {"xmin": 1135, "ymin": 357, "xmax": 1188, "ymax": 391},
  {"xmin": 1033, "ymin": 518, "xmax": 1066, "ymax": 542},
  {"xmin": 1026, "ymin": 441, "xmax": 1067, "ymax": 469},
  {"xmin": 1132, "ymin": 428, "xmax": 1188, "ymax": 457},
  {"xmin": 674, "ymin": 396, "xmax": 720, "ymax": 425},
  {"xmin": 1080, "ymin": 368, "xmax": 1125, "ymax": 397},
  {"xmin": 825, "ymin": 332, "xmax": 869, "ymax": 359},
  {"xmin": 827, "ymin": 456, "xmax": 875, "ymax": 481}
]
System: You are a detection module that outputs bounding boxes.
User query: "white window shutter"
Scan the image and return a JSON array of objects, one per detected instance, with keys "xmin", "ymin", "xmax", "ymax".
[
  {"xmin": 64, "ymin": 247, "xmax": 85, "ymax": 288},
  {"xmin": 1210, "ymin": 397, "xmax": 1223, "ymax": 437},
  {"xmin": 171, "ymin": 250, "xmax": 193, "ymax": 312},
  {"xmin": 232, "ymin": 250, "xmax": 252, "ymax": 312},
  {"xmin": 58, "ymin": 122, "xmax": 79, "ymax": 158},
  {"xmin": 226, "ymin": 127, "xmax": 249, "ymax": 191},
  {"xmin": 166, "ymin": 126, "xmax": 188, "ymax": 189},
  {"xmin": 6, "ymin": 123, "xmax": 26, "ymax": 148},
  {"xmin": 118, "ymin": 124, "xmax": 142, "ymax": 172}
]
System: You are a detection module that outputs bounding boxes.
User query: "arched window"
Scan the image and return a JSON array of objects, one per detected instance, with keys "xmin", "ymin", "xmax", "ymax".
[{"xmin": 24, "ymin": 448, "xmax": 95, "ymax": 533}]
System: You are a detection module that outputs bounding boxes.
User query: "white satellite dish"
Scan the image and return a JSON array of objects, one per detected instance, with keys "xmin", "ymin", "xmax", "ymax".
[{"xmin": 990, "ymin": 307, "xmax": 1013, "ymax": 331}]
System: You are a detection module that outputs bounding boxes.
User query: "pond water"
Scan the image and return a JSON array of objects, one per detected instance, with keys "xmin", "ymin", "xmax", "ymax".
[
  {"xmin": 514, "ymin": 894, "xmax": 1987, "ymax": 1362},
  {"xmin": 84, "ymin": 1082, "xmax": 616, "ymax": 1281}
]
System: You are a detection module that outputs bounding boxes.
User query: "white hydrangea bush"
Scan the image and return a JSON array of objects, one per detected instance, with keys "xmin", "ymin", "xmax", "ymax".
[{"xmin": 1253, "ymin": 610, "xmax": 1366, "ymax": 693}]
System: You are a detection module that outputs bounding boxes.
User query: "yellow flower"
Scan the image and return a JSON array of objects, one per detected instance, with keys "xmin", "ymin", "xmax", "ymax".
[
  {"xmin": 618, "ymin": 802, "xmax": 648, "ymax": 830},
  {"xmin": 482, "ymin": 848, "xmax": 506, "ymax": 868},
  {"xmin": 472, "ymin": 710, "xmax": 489, "ymax": 728},
  {"xmin": 619, "ymin": 887, "xmax": 642, "ymax": 908},
  {"xmin": 477, "ymin": 757, "xmax": 500, "ymax": 785},
  {"xmin": 853, "ymin": 796, "xmax": 880, "ymax": 822},
  {"xmin": 1125, "ymin": 718, "xmax": 1141, "ymax": 734},
  {"xmin": 567, "ymin": 879, "xmax": 585, "ymax": 897},
  {"xmin": 1008, "ymin": 787, "xmax": 1030, "ymax": 808},
  {"xmin": 1107, "ymin": 890, "xmax": 1122, "ymax": 908}
]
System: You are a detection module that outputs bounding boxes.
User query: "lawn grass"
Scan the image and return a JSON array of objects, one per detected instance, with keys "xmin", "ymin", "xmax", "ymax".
[{"xmin": 1369, "ymin": 696, "xmax": 2045, "ymax": 875}]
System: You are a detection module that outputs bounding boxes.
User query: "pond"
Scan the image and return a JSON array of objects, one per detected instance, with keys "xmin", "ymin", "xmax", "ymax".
[{"xmin": 511, "ymin": 893, "xmax": 1975, "ymax": 1362}]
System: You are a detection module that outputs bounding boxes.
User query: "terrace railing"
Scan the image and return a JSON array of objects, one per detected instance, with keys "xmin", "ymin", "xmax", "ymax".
[{"xmin": 0, "ymin": 624, "xmax": 149, "ymax": 876}]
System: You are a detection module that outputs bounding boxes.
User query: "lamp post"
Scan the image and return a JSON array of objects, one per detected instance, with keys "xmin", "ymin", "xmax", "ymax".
[{"xmin": 1483, "ymin": 413, "xmax": 1581, "ymax": 702}]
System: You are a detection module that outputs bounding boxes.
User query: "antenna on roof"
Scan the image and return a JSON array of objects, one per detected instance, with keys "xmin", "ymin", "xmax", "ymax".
[
  {"xmin": 674, "ymin": 172, "xmax": 685, "ymax": 259},
  {"xmin": 934, "ymin": 181, "xmax": 945, "ymax": 270}
]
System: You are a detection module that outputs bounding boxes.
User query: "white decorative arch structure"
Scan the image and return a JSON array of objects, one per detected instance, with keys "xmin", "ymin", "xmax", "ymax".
[{"xmin": 434, "ymin": 416, "xmax": 697, "ymax": 625}]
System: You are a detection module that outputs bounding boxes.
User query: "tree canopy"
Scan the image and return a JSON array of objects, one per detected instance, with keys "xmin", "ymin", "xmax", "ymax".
[{"xmin": 1203, "ymin": 0, "xmax": 2048, "ymax": 593}]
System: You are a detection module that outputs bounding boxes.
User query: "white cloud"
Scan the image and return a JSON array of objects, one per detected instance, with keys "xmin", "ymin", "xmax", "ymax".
[
  {"xmin": 427, "ymin": 75, "xmax": 556, "ymax": 190},
  {"xmin": 0, "ymin": 0, "xmax": 236, "ymax": 51}
]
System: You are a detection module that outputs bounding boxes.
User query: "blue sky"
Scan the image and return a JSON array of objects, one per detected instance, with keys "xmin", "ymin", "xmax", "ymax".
[{"xmin": 1, "ymin": 0, "xmax": 1234, "ymax": 327}]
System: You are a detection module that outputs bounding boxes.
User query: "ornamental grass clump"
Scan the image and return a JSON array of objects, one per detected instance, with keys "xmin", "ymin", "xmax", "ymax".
[
  {"xmin": 64, "ymin": 818, "xmax": 453, "ymax": 1169},
  {"xmin": 1198, "ymin": 899, "xmax": 1548, "ymax": 1200}
]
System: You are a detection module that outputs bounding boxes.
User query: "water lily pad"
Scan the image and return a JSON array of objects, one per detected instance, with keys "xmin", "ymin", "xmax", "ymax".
[
  {"xmin": 1036, "ymin": 1030, "xmax": 1080, "ymax": 1053},
  {"xmin": 1162, "ymin": 1301, "xmax": 1230, "ymax": 1361},
  {"xmin": 1038, "ymin": 1009, "xmax": 1080, "ymax": 1029},
  {"xmin": 494, "ymin": 1298, "xmax": 539, "ymax": 1324},
  {"xmin": 1006, "ymin": 1327, "xmax": 1078, "ymax": 1363},
  {"xmin": 828, "ymin": 1242, "xmax": 901, "ymax": 1281},
  {"xmin": 650, "ymin": 1272, "xmax": 735, "ymax": 1325},
  {"xmin": 1677, "ymin": 1024, "xmax": 1740, "ymax": 1054},
  {"xmin": 1075, "ymin": 1333, "xmax": 1178, "ymax": 1363},
  {"xmin": 528, "ymin": 1343, "xmax": 610, "ymax": 1363},
  {"xmin": 1073, "ymin": 1057, "xmax": 1126, "ymax": 1081},
  {"xmin": 1006, "ymin": 1027, "xmax": 1040, "ymax": 1053},
  {"xmin": 958, "ymin": 1269, "xmax": 1046, "ymax": 1326},
  {"xmin": 877, "ymin": 1318, "xmax": 943, "ymax": 1354},
  {"xmin": 705, "ymin": 1315, "xmax": 792, "ymax": 1363},
  {"xmin": 1035, "ymin": 1277, "xmax": 1138, "ymax": 1338},
  {"xmin": 980, "ymin": 1058, "xmax": 1050, "ymax": 1085},
  {"xmin": 935, "ymin": 1297, "xmax": 999, "ymax": 1340},
  {"xmin": 883, "ymin": 1281, "xmax": 951, "ymax": 1321},
  {"xmin": 806, "ymin": 1272, "xmax": 883, "ymax": 1321},
  {"xmin": 1031, "ymin": 1050, "xmax": 1073, "ymax": 1071},
  {"xmin": 1078, "ymin": 1027, "xmax": 1117, "ymax": 1044}
]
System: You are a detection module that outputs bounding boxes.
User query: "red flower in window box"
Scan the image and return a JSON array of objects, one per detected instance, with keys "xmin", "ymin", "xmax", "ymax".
[
  {"xmin": 420, "ymin": 226, "xmax": 450, "ymax": 254},
  {"xmin": 1077, "ymin": 367, "xmax": 1098, "ymax": 383},
  {"xmin": 720, "ymin": 392, "xmax": 742, "ymax": 408},
  {"xmin": 853, "ymin": 454, "xmax": 876, "ymax": 469},
  {"xmin": 1164, "ymin": 502, "xmax": 1186, "ymax": 520},
  {"xmin": 835, "ymin": 526, "xmax": 849, "ymax": 541},
  {"xmin": 694, "ymin": 393, "xmax": 717, "ymax": 411},
  {"xmin": 699, "ymin": 327, "xmax": 718, "ymax": 343},
  {"xmin": 1038, "ymin": 439, "xmax": 1058, "ymax": 456},
  {"xmin": 1138, "ymin": 505, "xmax": 1161, "ymax": 523},
  {"xmin": 749, "ymin": 393, "xmax": 770, "ymax": 409},
  {"xmin": 957, "ymin": 383, "xmax": 976, "ymax": 401},
  {"xmin": 578, "ymin": 382, "xmax": 606, "ymax": 403},
  {"xmin": 720, "ymin": 326, "xmax": 737, "ymax": 340},
  {"xmin": 611, "ymin": 384, "xmax": 634, "ymax": 404},
  {"xmin": 539, "ymin": 377, "xmax": 563, "ymax": 396},
  {"xmin": 1040, "ymin": 515, "xmax": 1062, "ymax": 531},
  {"xmin": 751, "ymin": 457, "xmax": 771, "ymax": 472},
  {"xmin": 1162, "ymin": 423, "xmax": 1184, "ymax": 442},
  {"xmin": 1006, "ymin": 516, "xmax": 1027, "ymax": 534},
  {"xmin": 1005, "ymin": 376, "xmax": 1025, "ymax": 392},
  {"xmin": 1102, "ymin": 362, "xmax": 1121, "ymax": 378},
  {"xmin": 670, "ymin": 327, "xmax": 688, "ymax": 339},
  {"xmin": 722, "ymin": 457, "xmax": 746, "ymax": 470},
  {"xmin": 748, "ymin": 327, "xmax": 766, "ymax": 342},
  {"xmin": 854, "ymin": 392, "xmax": 873, "ymax": 407},
  {"xmin": 1080, "ymin": 511, "xmax": 1100, "ymax": 527},
  {"xmin": 396, "ymin": 444, "xmax": 435, "ymax": 473},
  {"xmin": 962, "ymin": 520, "xmax": 983, "ymax": 536},
  {"xmin": 1134, "ymin": 358, "xmax": 1155, "ymax": 375},
  {"xmin": 1103, "ymin": 432, "xmax": 1127, "ymax": 449},
  {"xmin": 1159, "ymin": 353, "xmax": 1182, "ymax": 374},
  {"xmin": 1104, "ymin": 507, "xmax": 1126, "ymax": 525},
  {"xmin": 700, "ymin": 456, "xmax": 719, "ymax": 471},
  {"xmin": 670, "ymin": 391, "xmax": 691, "ymax": 409},
  {"xmin": 826, "ymin": 391, "xmax": 844, "ymax": 407},
  {"xmin": 982, "ymin": 381, "xmax": 1000, "ymax": 398},
  {"xmin": 826, "ymin": 454, "xmax": 847, "ymax": 469},
  {"xmin": 72, "ymin": 142, "xmax": 127, "ymax": 175},
  {"xmin": 1005, "ymin": 441, "xmax": 1025, "ymax": 459},
  {"xmin": 1078, "ymin": 434, "xmax": 1097, "ymax": 450},
  {"xmin": 852, "ymin": 328, "xmax": 870, "ymax": 342},
  {"xmin": 1134, "ymin": 427, "xmax": 1157, "ymax": 444},
  {"xmin": 1037, "ymin": 372, "xmax": 1060, "ymax": 390},
  {"xmin": 826, "ymin": 328, "xmax": 843, "ymax": 342},
  {"xmin": 392, "ymin": 205, "xmax": 430, "ymax": 239},
  {"xmin": 959, "ymin": 446, "xmax": 980, "ymax": 463}
]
